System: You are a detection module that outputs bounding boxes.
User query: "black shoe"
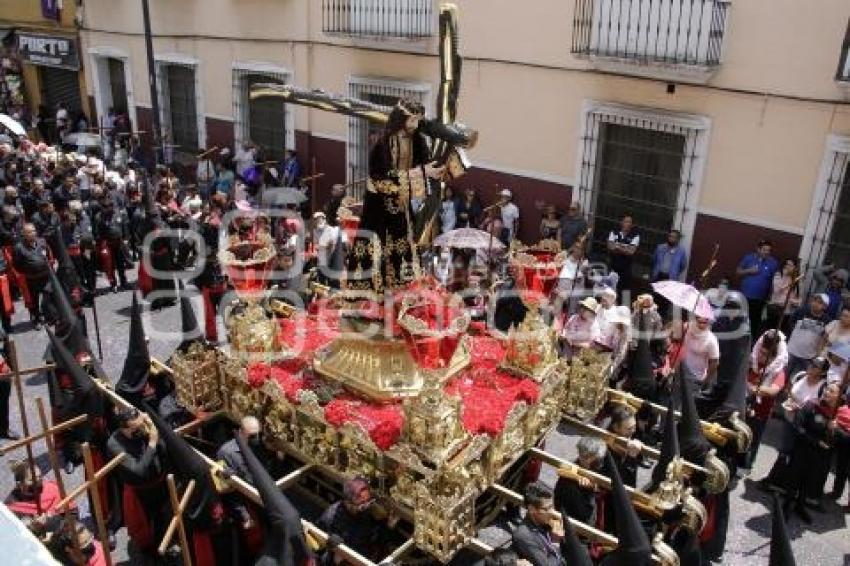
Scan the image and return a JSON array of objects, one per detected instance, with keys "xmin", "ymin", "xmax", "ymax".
[
  {"xmin": 1, "ymin": 430, "xmax": 20, "ymax": 440},
  {"xmin": 828, "ymin": 490, "xmax": 843, "ymax": 500},
  {"xmin": 756, "ymin": 478, "xmax": 778, "ymax": 492},
  {"xmin": 33, "ymin": 320, "xmax": 42, "ymax": 331},
  {"xmin": 64, "ymin": 460, "xmax": 75, "ymax": 474},
  {"xmin": 110, "ymin": 284, "xmax": 118, "ymax": 294}
]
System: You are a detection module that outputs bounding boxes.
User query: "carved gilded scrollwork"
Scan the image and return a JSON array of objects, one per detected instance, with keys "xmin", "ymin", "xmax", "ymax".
[
  {"xmin": 170, "ymin": 343, "xmax": 224, "ymax": 411},
  {"xmin": 564, "ymin": 349, "xmax": 610, "ymax": 421}
]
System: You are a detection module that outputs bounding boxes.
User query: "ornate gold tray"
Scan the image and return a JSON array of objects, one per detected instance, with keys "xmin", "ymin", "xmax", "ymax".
[{"xmin": 313, "ymin": 335, "xmax": 471, "ymax": 402}]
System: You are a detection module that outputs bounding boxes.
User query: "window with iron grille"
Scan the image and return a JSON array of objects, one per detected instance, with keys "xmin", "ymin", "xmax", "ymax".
[
  {"xmin": 576, "ymin": 105, "xmax": 708, "ymax": 277},
  {"xmin": 571, "ymin": 0, "xmax": 730, "ymax": 66},
  {"xmin": 323, "ymin": 0, "xmax": 434, "ymax": 38},
  {"xmin": 837, "ymin": 19, "xmax": 850, "ymax": 82},
  {"xmin": 233, "ymin": 67, "xmax": 290, "ymax": 158},
  {"xmin": 347, "ymin": 78, "xmax": 429, "ymax": 200},
  {"xmin": 107, "ymin": 58, "xmax": 128, "ymax": 115},
  {"xmin": 158, "ymin": 63, "xmax": 199, "ymax": 153},
  {"xmin": 803, "ymin": 143, "xmax": 850, "ymax": 275}
]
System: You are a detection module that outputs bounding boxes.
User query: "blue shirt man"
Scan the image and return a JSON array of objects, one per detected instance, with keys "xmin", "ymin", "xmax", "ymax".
[
  {"xmin": 736, "ymin": 239, "xmax": 779, "ymax": 337},
  {"xmin": 737, "ymin": 240, "xmax": 779, "ymax": 300},
  {"xmin": 279, "ymin": 150, "xmax": 302, "ymax": 187},
  {"xmin": 651, "ymin": 229, "xmax": 688, "ymax": 281}
]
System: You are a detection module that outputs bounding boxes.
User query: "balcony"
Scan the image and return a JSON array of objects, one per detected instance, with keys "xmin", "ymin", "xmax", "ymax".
[
  {"xmin": 572, "ymin": 0, "xmax": 730, "ymax": 82},
  {"xmin": 322, "ymin": 0, "xmax": 434, "ymax": 40}
]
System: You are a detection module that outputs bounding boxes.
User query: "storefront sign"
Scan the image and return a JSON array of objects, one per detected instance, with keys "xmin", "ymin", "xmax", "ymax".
[{"xmin": 16, "ymin": 32, "xmax": 79, "ymax": 70}]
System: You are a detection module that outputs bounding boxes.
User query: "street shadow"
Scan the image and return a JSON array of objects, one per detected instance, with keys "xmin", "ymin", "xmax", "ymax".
[
  {"xmin": 112, "ymin": 306, "xmax": 134, "ymax": 318},
  {"xmin": 742, "ymin": 486, "xmax": 849, "ymax": 536}
]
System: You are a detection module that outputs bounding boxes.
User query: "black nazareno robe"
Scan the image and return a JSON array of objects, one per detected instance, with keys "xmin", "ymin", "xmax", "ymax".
[{"xmin": 346, "ymin": 129, "xmax": 430, "ymax": 292}]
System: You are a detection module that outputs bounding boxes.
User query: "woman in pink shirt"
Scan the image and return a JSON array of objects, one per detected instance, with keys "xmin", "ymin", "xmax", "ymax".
[{"xmin": 558, "ymin": 296, "xmax": 600, "ymax": 359}]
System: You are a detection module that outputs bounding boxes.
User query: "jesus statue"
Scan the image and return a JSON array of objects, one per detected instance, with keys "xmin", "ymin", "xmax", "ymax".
[{"xmin": 346, "ymin": 98, "xmax": 447, "ymax": 292}]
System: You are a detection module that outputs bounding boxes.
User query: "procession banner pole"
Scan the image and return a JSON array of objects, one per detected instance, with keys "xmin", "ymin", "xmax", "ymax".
[
  {"xmin": 378, "ymin": 538, "xmax": 415, "ymax": 565},
  {"xmin": 90, "ymin": 294, "xmax": 104, "ymax": 361},
  {"xmin": 8, "ymin": 338, "xmax": 39, "ymax": 512},
  {"xmin": 164, "ymin": 474, "xmax": 193, "ymax": 566},
  {"xmin": 82, "ymin": 443, "xmax": 115, "ymax": 566}
]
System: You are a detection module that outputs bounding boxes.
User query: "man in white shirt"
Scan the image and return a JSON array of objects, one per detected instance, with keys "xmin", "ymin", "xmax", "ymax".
[
  {"xmin": 595, "ymin": 286, "xmax": 618, "ymax": 340},
  {"xmin": 55, "ymin": 103, "xmax": 69, "ymax": 141},
  {"xmin": 681, "ymin": 315, "xmax": 720, "ymax": 387},
  {"xmin": 498, "ymin": 189, "xmax": 520, "ymax": 244},
  {"xmin": 196, "ymin": 150, "xmax": 216, "ymax": 199},
  {"xmin": 234, "ymin": 141, "xmax": 257, "ymax": 178},
  {"xmin": 312, "ymin": 212, "xmax": 346, "ymax": 288}
]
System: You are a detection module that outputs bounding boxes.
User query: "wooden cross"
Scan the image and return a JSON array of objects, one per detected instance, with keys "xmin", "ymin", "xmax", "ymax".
[
  {"xmin": 0, "ymin": 413, "xmax": 87, "ymax": 456},
  {"xmin": 33, "ymin": 398, "xmax": 85, "ymax": 562},
  {"xmin": 7, "ymin": 339, "xmax": 40, "ymax": 512},
  {"xmin": 158, "ymin": 474, "xmax": 195, "ymax": 566}
]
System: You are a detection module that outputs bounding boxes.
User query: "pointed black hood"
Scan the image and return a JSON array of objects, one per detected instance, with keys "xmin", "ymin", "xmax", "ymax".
[
  {"xmin": 769, "ymin": 494, "xmax": 796, "ymax": 566},
  {"xmin": 47, "ymin": 267, "xmax": 78, "ymax": 335},
  {"xmin": 678, "ymin": 373, "xmax": 711, "ymax": 465},
  {"xmin": 628, "ymin": 312, "xmax": 656, "ymax": 398},
  {"xmin": 701, "ymin": 297, "xmax": 751, "ymax": 419},
  {"xmin": 51, "ymin": 230, "xmax": 81, "ymax": 292},
  {"xmin": 599, "ymin": 452, "xmax": 653, "ymax": 566},
  {"xmin": 116, "ymin": 294, "xmax": 151, "ymax": 404},
  {"xmin": 142, "ymin": 400, "xmax": 220, "ymax": 528},
  {"xmin": 650, "ymin": 394, "xmax": 680, "ymax": 490},
  {"xmin": 46, "ymin": 327, "xmax": 104, "ymax": 424},
  {"xmin": 234, "ymin": 434, "xmax": 313, "ymax": 566},
  {"xmin": 176, "ymin": 295, "xmax": 204, "ymax": 353},
  {"xmin": 561, "ymin": 513, "xmax": 593, "ymax": 566},
  {"xmin": 46, "ymin": 327, "xmax": 93, "ymax": 397},
  {"xmin": 45, "ymin": 266, "xmax": 90, "ymax": 357}
]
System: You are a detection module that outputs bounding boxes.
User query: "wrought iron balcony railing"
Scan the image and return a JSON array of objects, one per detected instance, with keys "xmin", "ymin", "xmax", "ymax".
[
  {"xmin": 322, "ymin": 0, "xmax": 435, "ymax": 39},
  {"xmin": 572, "ymin": 0, "xmax": 730, "ymax": 67}
]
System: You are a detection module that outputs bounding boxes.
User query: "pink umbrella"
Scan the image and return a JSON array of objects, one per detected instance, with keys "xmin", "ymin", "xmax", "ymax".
[
  {"xmin": 433, "ymin": 227, "xmax": 505, "ymax": 250},
  {"xmin": 651, "ymin": 280, "xmax": 715, "ymax": 320}
]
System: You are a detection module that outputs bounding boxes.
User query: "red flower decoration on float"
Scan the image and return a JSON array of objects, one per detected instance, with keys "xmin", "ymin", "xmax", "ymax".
[
  {"xmin": 324, "ymin": 398, "xmax": 404, "ymax": 450},
  {"xmin": 444, "ymin": 369, "xmax": 540, "ymax": 436},
  {"xmin": 246, "ymin": 363, "xmax": 270, "ymax": 389}
]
